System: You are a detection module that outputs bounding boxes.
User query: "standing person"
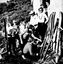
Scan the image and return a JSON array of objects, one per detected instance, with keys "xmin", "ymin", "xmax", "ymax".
[
  {"xmin": 6, "ymin": 22, "xmax": 13, "ymax": 55},
  {"xmin": 6, "ymin": 20, "xmax": 17, "ymax": 55},
  {"xmin": 8, "ymin": 30, "xmax": 16, "ymax": 55},
  {"xmin": 9, "ymin": 21, "xmax": 17, "ymax": 55},
  {"xmin": 19, "ymin": 18, "xmax": 29, "ymax": 51},
  {"xmin": 37, "ymin": 7, "xmax": 48, "ymax": 41},
  {"xmin": 19, "ymin": 21, "xmax": 28, "ymax": 45}
]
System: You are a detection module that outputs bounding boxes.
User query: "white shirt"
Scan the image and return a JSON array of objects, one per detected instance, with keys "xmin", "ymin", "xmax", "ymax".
[
  {"xmin": 38, "ymin": 12, "xmax": 48, "ymax": 23},
  {"xmin": 29, "ymin": 15, "xmax": 39, "ymax": 26},
  {"xmin": 30, "ymin": 13, "xmax": 48, "ymax": 26},
  {"xmin": 6, "ymin": 23, "xmax": 13, "ymax": 37},
  {"xmin": 19, "ymin": 23, "xmax": 27, "ymax": 35}
]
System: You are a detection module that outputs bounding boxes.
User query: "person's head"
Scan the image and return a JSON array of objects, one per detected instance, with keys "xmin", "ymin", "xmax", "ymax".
[
  {"xmin": 38, "ymin": 7, "xmax": 44, "ymax": 13},
  {"xmin": 28, "ymin": 25, "xmax": 35, "ymax": 31},
  {"xmin": 28, "ymin": 36, "xmax": 33, "ymax": 42}
]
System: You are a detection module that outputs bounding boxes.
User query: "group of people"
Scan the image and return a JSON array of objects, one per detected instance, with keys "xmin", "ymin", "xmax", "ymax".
[
  {"xmin": 5, "ymin": 4, "xmax": 48, "ymax": 60},
  {"xmin": 0, "ymin": 1, "xmax": 62, "ymax": 64}
]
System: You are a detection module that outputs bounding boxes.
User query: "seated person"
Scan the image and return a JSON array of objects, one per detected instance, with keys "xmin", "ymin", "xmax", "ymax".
[{"xmin": 22, "ymin": 26, "xmax": 42, "ymax": 59}]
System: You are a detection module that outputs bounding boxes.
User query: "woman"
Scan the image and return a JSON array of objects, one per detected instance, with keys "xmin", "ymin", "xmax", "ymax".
[{"xmin": 22, "ymin": 26, "xmax": 42, "ymax": 59}]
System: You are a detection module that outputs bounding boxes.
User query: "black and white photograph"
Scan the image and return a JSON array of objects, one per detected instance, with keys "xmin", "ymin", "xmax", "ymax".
[{"xmin": 0, "ymin": 0, "xmax": 63, "ymax": 64}]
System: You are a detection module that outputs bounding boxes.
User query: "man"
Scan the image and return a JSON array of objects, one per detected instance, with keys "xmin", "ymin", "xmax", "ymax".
[
  {"xmin": 19, "ymin": 20, "xmax": 28, "ymax": 45},
  {"xmin": 6, "ymin": 22, "xmax": 13, "ymax": 55},
  {"xmin": 6, "ymin": 21, "xmax": 17, "ymax": 55},
  {"xmin": 12, "ymin": 19, "xmax": 21, "ymax": 48}
]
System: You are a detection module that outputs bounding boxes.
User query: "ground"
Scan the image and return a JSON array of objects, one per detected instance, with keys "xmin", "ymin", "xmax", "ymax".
[
  {"xmin": 0, "ymin": 54, "xmax": 33, "ymax": 64},
  {"xmin": 0, "ymin": 53, "xmax": 63, "ymax": 64}
]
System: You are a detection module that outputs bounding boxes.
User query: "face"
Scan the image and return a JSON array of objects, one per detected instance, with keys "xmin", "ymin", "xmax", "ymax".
[{"xmin": 39, "ymin": 8, "xmax": 43, "ymax": 13}]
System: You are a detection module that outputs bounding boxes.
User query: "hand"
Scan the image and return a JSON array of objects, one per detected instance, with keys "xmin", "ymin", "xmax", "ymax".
[
  {"xmin": 37, "ymin": 45, "xmax": 41, "ymax": 47},
  {"xmin": 38, "ymin": 39, "xmax": 42, "ymax": 42}
]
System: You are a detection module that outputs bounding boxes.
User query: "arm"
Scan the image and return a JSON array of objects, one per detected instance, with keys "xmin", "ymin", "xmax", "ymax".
[
  {"xmin": 31, "ymin": 34, "xmax": 42, "ymax": 42},
  {"xmin": 44, "ymin": 14, "xmax": 48, "ymax": 24},
  {"xmin": 21, "ymin": 28, "xmax": 28, "ymax": 36}
]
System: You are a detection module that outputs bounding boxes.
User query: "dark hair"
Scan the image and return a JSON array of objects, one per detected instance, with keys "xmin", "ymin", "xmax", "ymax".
[{"xmin": 28, "ymin": 25, "xmax": 34, "ymax": 30}]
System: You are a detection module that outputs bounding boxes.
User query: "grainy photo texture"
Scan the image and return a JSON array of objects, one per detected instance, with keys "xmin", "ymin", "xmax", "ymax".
[{"xmin": 0, "ymin": 0, "xmax": 63, "ymax": 64}]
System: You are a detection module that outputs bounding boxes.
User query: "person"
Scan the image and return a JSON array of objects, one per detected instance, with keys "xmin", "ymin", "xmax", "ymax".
[
  {"xmin": 6, "ymin": 22, "xmax": 12, "ymax": 54},
  {"xmin": 23, "ymin": 37, "xmax": 33, "ymax": 56},
  {"xmin": 29, "ymin": 11, "xmax": 39, "ymax": 26},
  {"xmin": 38, "ymin": 6, "xmax": 48, "ymax": 23},
  {"xmin": 22, "ymin": 26, "xmax": 42, "ymax": 59},
  {"xmin": 19, "ymin": 20, "xmax": 28, "ymax": 45},
  {"xmin": 37, "ymin": 7, "xmax": 48, "ymax": 41},
  {"xmin": 22, "ymin": 37, "xmax": 33, "ymax": 59},
  {"xmin": 6, "ymin": 21, "xmax": 16, "ymax": 55},
  {"xmin": 12, "ymin": 19, "xmax": 21, "ymax": 49}
]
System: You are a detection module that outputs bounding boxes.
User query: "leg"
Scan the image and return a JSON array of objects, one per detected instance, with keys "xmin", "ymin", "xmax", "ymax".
[
  {"xmin": 7, "ymin": 37, "xmax": 12, "ymax": 55},
  {"xmin": 12, "ymin": 37, "xmax": 16, "ymax": 55},
  {"xmin": 19, "ymin": 34, "xmax": 23, "ymax": 44}
]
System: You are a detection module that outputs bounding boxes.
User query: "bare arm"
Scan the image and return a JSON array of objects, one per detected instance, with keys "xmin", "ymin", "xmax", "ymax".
[
  {"xmin": 31, "ymin": 34, "xmax": 42, "ymax": 42},
  {"xmin": 44, "ymin": 14, "xmax": 48, "ymax": 24}
]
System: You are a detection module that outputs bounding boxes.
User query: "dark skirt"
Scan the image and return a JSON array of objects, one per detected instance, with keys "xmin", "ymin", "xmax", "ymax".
[{"xmin": 38, "ymin": 23, "xmax": 47, "ymax": 40}]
